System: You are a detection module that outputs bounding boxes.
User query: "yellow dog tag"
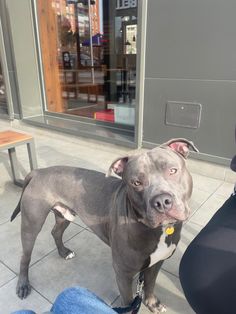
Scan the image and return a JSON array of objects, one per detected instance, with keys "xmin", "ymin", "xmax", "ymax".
[{"xmin": 165, "ymin": 226, "xmax": 175, "ymax": 235}]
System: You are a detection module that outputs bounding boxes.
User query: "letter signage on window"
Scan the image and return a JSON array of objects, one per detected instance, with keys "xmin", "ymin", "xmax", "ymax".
[{"xmin": 116, "ymin": 0, "xmax": 137, "ymax": 10}]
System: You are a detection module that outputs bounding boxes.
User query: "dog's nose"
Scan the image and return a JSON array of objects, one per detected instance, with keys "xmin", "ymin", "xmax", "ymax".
[{"xmin": 151, "ymin": 193, "xmax": 173, "ymax": 212}]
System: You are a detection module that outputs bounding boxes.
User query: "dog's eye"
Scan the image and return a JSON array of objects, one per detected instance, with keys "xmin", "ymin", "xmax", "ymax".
[
  {"xmin": 169, "ymin": 168, "xmax": 177, "ymax": 175},
  {"xmin": 132, "ymin": 180, "xmax": 142, "ymax": 186}
]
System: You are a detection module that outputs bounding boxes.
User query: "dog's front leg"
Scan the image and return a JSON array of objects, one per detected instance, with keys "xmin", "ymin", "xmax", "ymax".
[
  {"xmin": 143, "ymin": 261, "xmax": 167, "ymax": 313},
  {"xmin": 113, "ymin": 266, "xmax": 134, "ymax": 307}
]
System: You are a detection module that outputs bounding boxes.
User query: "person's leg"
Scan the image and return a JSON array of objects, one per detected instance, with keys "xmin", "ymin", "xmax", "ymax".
[
  {"xmin": 50, "ymin": 286, "xmax": 116, "ymax": 314},
  {"xmin": 180, "ymin": 194, "xmax": 236, "ymax": 314},
  {"xmin": 11, "ymin": 311, "xmax": 35, "ymax": 314}
]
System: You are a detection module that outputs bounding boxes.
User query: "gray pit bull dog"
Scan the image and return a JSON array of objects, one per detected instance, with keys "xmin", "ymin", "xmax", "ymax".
[{"xmin": 11, "ymin": 138, "xmax": 198, "ymax": 314}]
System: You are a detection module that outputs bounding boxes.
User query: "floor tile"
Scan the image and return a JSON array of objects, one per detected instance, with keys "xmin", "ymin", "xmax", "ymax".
[
  {"xmin": 0, "ymin": 152, "xmax": 30, "ymax": 185},
  {"xmin": 0, "ymin": 213, "xmax": 84, "ymax": 273},
  {"xmin": 0, "ymin": 278, "xmax": 51, "ymax": 313},
  {"xmin": 0, "ymin": 262, "xmax": 15, "ymax": 287},
  {"xmin": 215, "ymin": 181, "xmax": 235, "ymax": 197},
  {"xmin": 191, "ymin": 173, "xmax": 223, "ymax": 194},
  {"xmin": 0, "ymin": 185, "xmax": 22, "ymax": 224},
  {"xmin": 188, "ymin": 187, "xmax": 211, "ymax": 214},
  {"xmin": 29, "ymin": 229, "xmax": 119, "ymax": 305},
  {"xmin": 189, "ymin": 194, "xmax": 226, "ymax": 226},
  {"xmin": 113, "ymin": 270, "xmax": 194, "ymax": 314},
  {"xmin": 225, "ymin": 169, "xmax": 236, "ymax": 183},
  {"xmin": 34, "ymin": 140, "xmax": 125, "ymax": 173},
  {"xmin": 187, "ymin": 158, "xmax": 227, "ymax": 181},
  {"xmin": 140, "ymin": 270, "xmax": 194, "ymax": 314},
  {"xmin": 0, "ymin": 158, "xmax": 13, "ymax": 186}
]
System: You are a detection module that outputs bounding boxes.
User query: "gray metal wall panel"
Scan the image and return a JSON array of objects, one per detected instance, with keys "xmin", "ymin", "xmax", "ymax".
[
  {"xmin": 143, "ymin": 0, "xmax": 236, "ymax": 163},
  {"xmin": 6, "ymin": 0, "xmax": 42, "ymax": 117},
  {"xmin": 146, "ymin": 0, "xmax": 236, "ymax": 80},
  {"xmin": 143, "ymin": 78, "xmax": 236, "ymax": 159}
]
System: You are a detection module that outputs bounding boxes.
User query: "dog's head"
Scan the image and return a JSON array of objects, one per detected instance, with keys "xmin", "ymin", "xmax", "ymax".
[{"xmin": 107, "ymin": 138, "xmax": 198, "ymax": 228}]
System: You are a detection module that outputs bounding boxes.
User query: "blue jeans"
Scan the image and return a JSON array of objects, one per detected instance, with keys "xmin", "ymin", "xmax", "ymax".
[{"xmin": 11, "ymin": 286, "xmax": 116, "ymax": 314}]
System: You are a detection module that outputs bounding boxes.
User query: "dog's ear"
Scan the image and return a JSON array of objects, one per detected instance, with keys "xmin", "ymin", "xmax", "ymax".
[
  {"xmin": 161, "ymin": 138, "xmax": 199, "ymax": 159},
  {"xmin": 106, "ymin": 156, "xmax": 129, "ymax": 177}
]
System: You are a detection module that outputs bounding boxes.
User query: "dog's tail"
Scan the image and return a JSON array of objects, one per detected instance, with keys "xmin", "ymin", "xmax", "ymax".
[{"xmin": 10, "ymin": 171, "xmax": 35, "ymax": 222}]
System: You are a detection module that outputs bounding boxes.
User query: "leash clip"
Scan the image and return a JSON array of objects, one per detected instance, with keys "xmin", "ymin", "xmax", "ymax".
[{"xmin": 136, "ymin": 275, "xmax": 144, "ymax": 297}]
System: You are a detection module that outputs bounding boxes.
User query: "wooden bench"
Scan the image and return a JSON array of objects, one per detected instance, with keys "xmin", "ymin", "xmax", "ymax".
[{"xmin": 0, "ymin": 130, "xmax": 38, "ymax": 187}]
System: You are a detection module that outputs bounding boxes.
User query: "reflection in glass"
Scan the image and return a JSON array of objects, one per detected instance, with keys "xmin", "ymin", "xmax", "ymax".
[
  {"xmin": 0, "ymin": 57, "xmax": 8, "ymax": 115},
  {"xmin": 38, "ymin": 0, "xmax": 138, "ymax": 126}
]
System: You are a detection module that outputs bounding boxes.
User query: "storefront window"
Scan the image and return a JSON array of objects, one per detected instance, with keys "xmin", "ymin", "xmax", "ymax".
[
  {"xmin": 37, "ymin": 0, "xmax": 137, "ymax": 126},
  {"xmin": 0, "ymin": 56, "xmax": 8, "ymax": 115}
]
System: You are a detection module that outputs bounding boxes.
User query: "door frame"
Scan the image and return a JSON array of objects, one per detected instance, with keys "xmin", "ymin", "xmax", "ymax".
[
  {"xmin": 134, "ymin": 0, "xmax": 147, "ymax": 148},
  {"xmin": 0, "ymin": 6, "xmax": 14, "ymax": 119}
]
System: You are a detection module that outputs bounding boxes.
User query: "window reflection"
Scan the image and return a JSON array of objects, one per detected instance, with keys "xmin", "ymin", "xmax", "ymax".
[
  {"xmin": 0, "ymin": 58, "xmax": 7, "ymax": 115},
  {"xmin": 38, "ymin": 0, "xmax": 137, "ymax": 126}
]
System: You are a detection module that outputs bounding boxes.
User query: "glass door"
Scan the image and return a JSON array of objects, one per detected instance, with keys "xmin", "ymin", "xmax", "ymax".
[{"xmin": 37, "ymin": 0, "xmax": 138, "ymax": 127}]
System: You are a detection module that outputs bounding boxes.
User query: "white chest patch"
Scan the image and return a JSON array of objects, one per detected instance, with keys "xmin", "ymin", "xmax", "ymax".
[{"xmin": 149, "ymin": 231, "xmax": 176, "ymax": 267}]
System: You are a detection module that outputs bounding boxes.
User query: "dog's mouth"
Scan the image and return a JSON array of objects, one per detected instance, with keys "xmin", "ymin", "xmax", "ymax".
[
  {"xmin": 166, "ymin": 207, "xmax": 189, "ymax": 221},
  {"xmin": 144, "ymin": 203, "xmax": 190, "ymax": 229}
]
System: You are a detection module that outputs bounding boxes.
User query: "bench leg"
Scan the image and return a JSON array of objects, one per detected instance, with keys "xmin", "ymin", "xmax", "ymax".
[
  {"xmin": 8, "ymin": 147, "xmax": 24, "ymax": 187},
  {"xmin": 27, "ymin": 140, "xmax": 38, "ymax": 170}
]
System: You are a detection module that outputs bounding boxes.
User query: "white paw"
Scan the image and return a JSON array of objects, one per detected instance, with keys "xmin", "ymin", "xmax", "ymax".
[
  {"xmin": 65, "ymin": 251, "xmax": 76, "ymax": 260},
  {"xmin": 145, "ymin": 295, "xmax": 167, "ymax": 314},
  {"xmin": 156, "ymin": 303, "xmax": 167, "ymax": 313}
]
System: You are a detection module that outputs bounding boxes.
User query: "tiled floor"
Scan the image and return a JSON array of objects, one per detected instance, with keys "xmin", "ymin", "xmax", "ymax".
[{"xmin": 0, "ymin": 119, "xmax": 235, "ymax": 314}]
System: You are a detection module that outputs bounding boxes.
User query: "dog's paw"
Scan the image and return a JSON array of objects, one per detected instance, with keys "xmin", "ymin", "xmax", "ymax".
[
  {"xmin": 58, "ymin": 246, "xmax": 76, "ymax": 260},
  {"xmin": 65, "ymin": 251, "xmax": 76, "ymax": 260},
  {"xmin": 145, "ymin": 295, "xmax": 167, "ymax": 313},
  {"xmin": 16, "ymin": 279, "xmax": 31, "ymax": 299}
]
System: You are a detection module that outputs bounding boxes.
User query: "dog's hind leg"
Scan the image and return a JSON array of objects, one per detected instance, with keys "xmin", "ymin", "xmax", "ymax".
[
  {"xmin": 17, "ymin": 206, "xmax": 49, "ymax": 299},
  {"xmin": 51, "ymin": 212, "xmax": 75, "ymax": 260}
]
